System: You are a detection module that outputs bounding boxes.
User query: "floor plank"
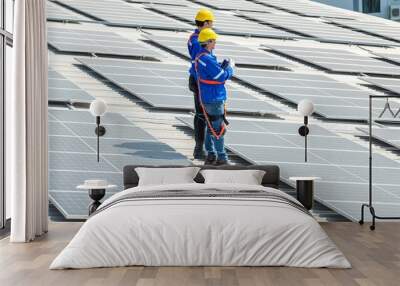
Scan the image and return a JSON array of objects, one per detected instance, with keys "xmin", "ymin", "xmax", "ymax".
[{"xmin": 0, "ymin": 222, "xmax": 399, "ymax": 286}]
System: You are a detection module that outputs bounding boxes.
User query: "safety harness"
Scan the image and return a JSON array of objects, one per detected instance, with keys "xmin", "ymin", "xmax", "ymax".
[{"xmin": 194, "ymin": 51, "xmax": 228, "ymax": 140}]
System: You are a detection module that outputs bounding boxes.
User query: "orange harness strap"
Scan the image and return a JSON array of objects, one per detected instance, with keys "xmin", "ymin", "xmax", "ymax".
[
  {"xmin": 194, "ymin": 52, "xmax": 228, "ymax": 141},
  {"xmin": 199, "ymin": 78, "xmax": 226, "ymax": 85}
]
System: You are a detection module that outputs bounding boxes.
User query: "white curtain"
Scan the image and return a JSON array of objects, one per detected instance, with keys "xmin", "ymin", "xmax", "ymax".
[{"xmin": 7, "ymin": 0, "xmax": 48, "ymax": 242}]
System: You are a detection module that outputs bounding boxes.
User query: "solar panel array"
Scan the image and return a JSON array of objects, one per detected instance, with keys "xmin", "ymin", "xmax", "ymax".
[
  {"xmin": 58, "ymin": 0, "xmax": 192, "ymax": 30},
  {"xmin": 255, "ymin": 0, "xmax": 358, "ymax": 19},
  {"xmin": 362, "ymin": 77, "xmax": 400, "ymax": 95},
  {"xmin": 241, "ymin": 12, "xmax": 395, "ymax": 47},
  {"xmin": 47, "ymin": 0, "xmax": 90, "ymax": 22},
  {"xmin": 358, "ymin": 127, "xmax": 400, "ymax": 150},
  {"xmin": 234, "ymin": 68, "xmax": 396, "ymax": 121},
  {"xmin": 48, "ymin": 27, "xmax": 162, "ymax": 59},
  {"xmin": 329, "ymin": 19, "xmax": 400, "ymax": 43},
  {"xmin": 145, "ymin": 34, "xmax": 295, "ymax": 69},
  {"xmin": 78, "ymin": 57, "xmax": 285, "ymax": 115},
  {"xmin": 265, "ymin": 45, "xmax": 400, "ymax": 76},
  {"xmin": 148, "ymin": 4, "xmax": 298, "ymax": 39},
  {"xmin": 47, "ymin": 0, "xmax": 400, "ymax": 223},
  {"xmin": 49, "ymin": 109, "xmax": 189, "ymax": 218},
  {"xmin": 178, "ymin": 116, "xmax": 400, "ymax": 221},
  {"xmin": 192, "ymin": 0, "xmax": 278, "ymax": 13},
  {"xmin": 48, "ymin": 69, "xmax": 95, "ymax": 103}
]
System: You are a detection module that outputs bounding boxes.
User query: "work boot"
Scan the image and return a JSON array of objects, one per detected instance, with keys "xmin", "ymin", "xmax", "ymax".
[
  {"xmin": 204, "ymin": 154, "xmax": 217, "ymax": 165},
  {"xmin": 193, "ymin": 145, "xmax": 205, "ymax": 160},
  {"xmin": 213, "ymin": 159, "xmax": 230, "ymax": 166}
]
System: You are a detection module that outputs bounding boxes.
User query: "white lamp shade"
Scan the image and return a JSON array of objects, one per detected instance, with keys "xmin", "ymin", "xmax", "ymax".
[
  {"xmin": 298, "ymin": 99, "xmax": 314, "ymax": 116},
  {"xmin": 90, "ymin": 99, "xmax": 107, "ymax": 117}
]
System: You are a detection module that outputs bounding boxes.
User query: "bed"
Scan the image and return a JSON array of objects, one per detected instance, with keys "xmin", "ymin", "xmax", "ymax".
[{"xmin": 50, "ymin": 164, "xmax": 350, "ymax": 269}]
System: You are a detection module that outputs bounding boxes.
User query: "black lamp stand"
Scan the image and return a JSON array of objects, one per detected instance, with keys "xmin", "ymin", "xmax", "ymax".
[
  {"xmin": 298, "ymin": 116, "xmax": 310, "ymax": 162},
  {"xmin": 94, "ymin": 116, "xmax": 106, "ymax": 162},
  {"xmin": 359, "ymin": 95, "xmax": 400, "ymax": 230},
  {"xmin": 88, "ymin": 188, "xmax": 106, "ymax": 215}
]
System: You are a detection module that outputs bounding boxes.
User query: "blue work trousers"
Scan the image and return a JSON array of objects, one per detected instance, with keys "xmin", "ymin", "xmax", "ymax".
[{"xmin": 203, "ymin": 101, "xmax": 228, "ymax": 161}]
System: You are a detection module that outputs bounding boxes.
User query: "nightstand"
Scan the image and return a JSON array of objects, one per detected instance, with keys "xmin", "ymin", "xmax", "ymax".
[
  {"xmin": 77, "ymin": 180, "xmax": 117, "ymax": 215},
  {"xmin": 289, "ymin": 177, "xmax": 320, "ymax": 210}
]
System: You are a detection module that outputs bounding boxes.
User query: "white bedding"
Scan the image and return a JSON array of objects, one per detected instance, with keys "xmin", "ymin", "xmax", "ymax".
[{"xmin": 50, "ymin": 183, "xmax": 351, "ymax": 269}]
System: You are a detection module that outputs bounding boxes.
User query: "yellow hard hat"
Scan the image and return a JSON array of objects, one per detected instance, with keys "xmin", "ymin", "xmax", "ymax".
[
  {"xmin": 195, "ymin": 9, "xmax": 215, "ymax": 22},
  {"xmin": 198, "ymin": 28, "xmax": 218, "ymax": 43}
]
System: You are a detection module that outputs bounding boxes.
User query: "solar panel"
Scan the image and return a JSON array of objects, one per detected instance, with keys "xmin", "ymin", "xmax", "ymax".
[
  {"xmin": 58, "ymin": 0, "xmax": 192, "ymax": 31},
  {"xmin": 191, "ymin": 0, "xmax": 278, "ymax": 13},
  {"xmin": 49, "ymin": 191, "xmax": 116, "ymax": 219},
  {"xmin": 49, "ymin": 121, "xmax": 75, "ymax": 136},
  {"xmin": 177, "ymin": 116, "xmax": 400, "ymax": 221},
  {"xmin": 255, "ymin": 0, "xmax": 359, "ymax": 19},
  {"xmin": 46, "ymin": 0, "xmax": 90, "ymax": 22},
  {"xmin": 48, "ymin": 27, "xmax": 163, "ymax": 60},
  {"xmin": 48, "ymin": 69, "xmax": 95, "ymax": 103},
  {"xmin": 103, "ymin": 153, "xmax": 189, "ymax": 170},
  {"xmin": 240, "ymin": 12, "xmax": 395, "ymax": 47},
  {"xmin": 227, "ymin": 132, "xmax": 365, "ymax": 151},
  {"xmin": 65, "ymin": 122, "xmax": 157, "ymax": 140},
  {"xmin": 372, "ymin": 52, "xmax": 400, "ymax": 66},
  {"xmin": 264, "ymin": 45, "xmax": 400, "ymax": 76},
  {"xmin": 49, "ymin": 108, "xmax": 133, "ymax": 125},
  {"xmin": 126, "ymin": 0, "xmax": 190, "ymax": 6},
  {"xmin": 49, "ymin": 170, "xmax": 122, "ymax": 191},
  {"xmin": 328, "ymin": 19, "xmax": 400, "ymax": 43},
  {"xmin": 145, "ymin": 34, "xmax": 295, "ymax": 69},
  {"xmin": 81, "ymin": 138, "xmax": 177, "ymax": 154},
  {"xmin": 49, "ymin": 109, "xmax": 189, "ymax": 219},
  {"xmin": 362, "ymin": 77, "xmax": 400, "ymax": 95},
  {"xmin": 78, "ymin": 57, "xmax": 286, "ymax": 115},
  {"xmin": 358, "ymin": 126, "xmax": 400, "ymax": 150},
  {"xmin": 50, "ymin": 136, "xmax": 94, "ymax": 153},
  {"xmin": 148, "ymin": 4, "xmax": 298, "ymax": 39},
  {"xmin": 234, "ymin": 68, "xmax": 391, "ymax": 120}
]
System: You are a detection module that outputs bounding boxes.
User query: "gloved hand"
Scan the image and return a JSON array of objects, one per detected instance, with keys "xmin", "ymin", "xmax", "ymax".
[
  {"xmin": 220, "ymin": 59, "xmax": 230, "ymax": 69},
  {"xmin": 228, "ymin": 58, "xmax": 235, "ymax": 68},
  {"xmin": 226, "ymin": 66, "xmax": 234, "ymax": 78},
  {"xmin": 227, "ymin": 58, "xmax": 235, "ymax": 74}
]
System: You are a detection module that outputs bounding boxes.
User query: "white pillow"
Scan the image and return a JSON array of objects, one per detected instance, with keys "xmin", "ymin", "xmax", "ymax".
[
  {"xmin": 200, "ymin": 169, "xmax": 266, "ymax": 185},
  {"xmin": 135, "ymin": 167, "xmax": 201, "ymax": 186}
]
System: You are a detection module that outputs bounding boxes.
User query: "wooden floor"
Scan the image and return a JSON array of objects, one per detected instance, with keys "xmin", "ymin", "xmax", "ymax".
[{"xmin": 0, "ymin": 222, "xmax": 399, "ymax": 286}]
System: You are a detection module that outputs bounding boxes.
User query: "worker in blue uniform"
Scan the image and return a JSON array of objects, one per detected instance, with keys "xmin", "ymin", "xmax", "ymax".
[
  {"xmin": 194, "ymin": 28, "xmax": 234, "ymax": 165},
  {"xmin": 187, "ymin": 9, "xmax": 215, "ymax": 160}
]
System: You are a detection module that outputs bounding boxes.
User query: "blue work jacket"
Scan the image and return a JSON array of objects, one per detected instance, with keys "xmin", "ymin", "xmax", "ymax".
[
  {"xmin": 195, "ymin": 48, "xmax": 234, "ymax": 104},
  {"xmin": 187, "ymin": 29, "xmax": 201, "ymax": 79}
]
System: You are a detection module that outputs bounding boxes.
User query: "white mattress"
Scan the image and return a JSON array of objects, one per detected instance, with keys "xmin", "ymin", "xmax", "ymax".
[{"xmin": 50, "ymin": 183, "xmax": 350, "ymax": 269}]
